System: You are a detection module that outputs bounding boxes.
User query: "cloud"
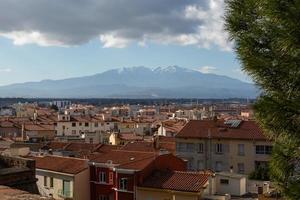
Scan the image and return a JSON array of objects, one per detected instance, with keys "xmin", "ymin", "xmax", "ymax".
[
  {"xmin": 0, "ymin": 31, "xmax": 66, "ymax": 47},
  {"xmin": 0, "ymin": 68, "xmax": 12, "ymax": 73},
  {"xmin": 0, "ymin": 0, "xmax": 231, "ymax": 50},
  {"xmin": 197, "ymin": 66, "xmax": 217, "ymax": 73}
]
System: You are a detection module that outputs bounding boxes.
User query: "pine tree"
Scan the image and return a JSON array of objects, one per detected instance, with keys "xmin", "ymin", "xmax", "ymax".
[{"xmin": 225, "ymin": 0, "xmax": 300, "ymax": 199}]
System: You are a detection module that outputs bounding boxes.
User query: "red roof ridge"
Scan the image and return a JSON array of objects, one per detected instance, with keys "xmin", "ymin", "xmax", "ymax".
[{"xmin": 42, "ymin": 155, "xmax": 88, "ymax": 161}]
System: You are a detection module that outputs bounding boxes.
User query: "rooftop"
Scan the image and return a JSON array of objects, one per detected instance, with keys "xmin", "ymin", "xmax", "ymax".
[
  {"xmin": 140, "ymin": 170, "xmax": 211, "ymax": 193},
  {"xmin": 32, "ymin": 155, "xmax": 88, "ymax": 175},
  {"xmin": 176, "ymin": 120, "xmax": 267, "ymax": 140},
  {"xmin": 0, "ymin": 186, "xmax": 52, "ymax": 200},
  {"xmin": 90, "ymin": 150, "xmax": 157, "ymax": 170}
]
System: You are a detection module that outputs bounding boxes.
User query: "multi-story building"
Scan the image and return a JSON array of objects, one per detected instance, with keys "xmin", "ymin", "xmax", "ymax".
[
  {"xmin": 89, "ymin": 150, "xmax": 187, "ymax": 200},
  {"xmin": 54, "ymin": 113, "xmax": 118, "ymax": 142},
  {"xmin": 33, "ymin": 155, "xmax": 90, "ymax": 200},
  {"xmin": 175, "ymin": 119, "xmax": 272, "ymax": 174}
]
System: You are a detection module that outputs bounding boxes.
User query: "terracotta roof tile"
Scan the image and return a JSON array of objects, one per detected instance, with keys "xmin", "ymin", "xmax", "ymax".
[
  {"xmin": 90, "ymin": 150, "xmax": 156, "ymax": 170},
  {"xmin": 140, "ymin": 170, "xmax": 211, "ymax": 193},
  {"xmin": 176, "ymin": 120, "xmax": 267, "ymax": 140},
  {"xmin": 32, "ymin": 155, "xmax": 88, "ymax": 174}
]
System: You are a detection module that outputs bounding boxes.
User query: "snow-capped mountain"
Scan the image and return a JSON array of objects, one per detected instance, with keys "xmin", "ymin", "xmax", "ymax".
[{"xmin": 0, "ymin": 66, "xmax": 257, "ymax": 98}]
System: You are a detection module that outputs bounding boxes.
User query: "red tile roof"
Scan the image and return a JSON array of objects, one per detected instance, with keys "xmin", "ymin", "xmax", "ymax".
[
  {"xmin": 121, "ymin": 141, "xmax": 156, "ymax": 152},
  {"xmin": 140, "ymin": 170, "xmax": 211, "ymax": 193},
  {"xmin": 33, "ymin": 156, "xmax": 88, "ymax": 174},
  {"xmin": 161, "ymin": 120, "xmax": 186, "ymax": 134},
  {"xmin": 90, "ymin": 150, "xmax": 157, "ymax": 170},
  {"xmin": 119, "ymin": 133, "xmax": 144, "ymax": 141},
  {"xmin": 176, "ymin": 120, "xmax": 267, "ymax": 140}
]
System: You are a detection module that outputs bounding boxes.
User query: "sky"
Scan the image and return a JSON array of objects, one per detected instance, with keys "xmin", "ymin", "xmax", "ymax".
[{"xmin": 0, "ymin": 0, "xmax": 251, "ymax": 86}]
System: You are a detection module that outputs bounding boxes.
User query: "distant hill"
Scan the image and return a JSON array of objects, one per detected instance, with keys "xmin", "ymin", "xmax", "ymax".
[{"xmin": 0, "ymin": 66, "xmax": 258, "ymax": 98}]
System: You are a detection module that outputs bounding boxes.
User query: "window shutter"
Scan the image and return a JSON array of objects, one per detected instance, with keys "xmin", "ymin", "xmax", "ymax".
[{"xmin": 109, "ymin": 172, "xmax": 113, "ymax": 185}]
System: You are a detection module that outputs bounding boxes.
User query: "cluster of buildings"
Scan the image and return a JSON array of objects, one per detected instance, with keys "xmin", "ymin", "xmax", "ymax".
[{"xmin": 0, "ymin": 101, "xmax": 278, "ymax": 200}]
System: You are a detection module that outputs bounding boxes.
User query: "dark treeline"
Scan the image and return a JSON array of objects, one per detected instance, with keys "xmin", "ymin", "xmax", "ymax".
[{"xmin": 0, "ymin": 98, "xmax": 255, "ymax": 107}]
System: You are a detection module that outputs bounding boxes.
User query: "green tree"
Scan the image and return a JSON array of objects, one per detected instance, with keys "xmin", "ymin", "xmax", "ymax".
[
  {"xmin": 225, "ymin": 0, "xmax": 300, "ymax": 199},
  {"xmin": 50, "ymin": 104, "xmax": 59, "ymax": 111}
]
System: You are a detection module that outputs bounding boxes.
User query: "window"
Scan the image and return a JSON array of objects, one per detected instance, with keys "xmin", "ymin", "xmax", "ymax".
[
  {"xmin": 187, "ymin": 159, "xmax": 194, "ymax": 170},
  {"xmin": 85, "ymin": 122, "xmax": 89, "ymax": 127},
  {"xmin": 62, "ymin": 180, "xmax": 71, "ymax": 197},
  {"xmin": 186, "ymin": 143, "xmax": 195, "ymax": 152},
  {"xmin": 79, "ymin": 123, "xmax": 82, "ymax": 126},
  {"xmin": 50, "ymin": 177, "xmax": 53, "ymax": 188},
  {"xmin": 176, "ymin": 142, "xmax": 185, "ymax": 152},
  {"xmin": 215, "ymin": 143, "xmax": 223, "ymax": 154},
  {"xmin": 265, "ymin": 146, "xmax": 273, "ymax": 154},
  {"xmin": 197, "ymin": 160, "xmax": 204, "ymax": 170},
  {"xmin": 119, "ymin": 178, "xmax": 128, "ymax": 190},
  {"xmin": 99, "ymin": 195, "xmax": 109, "ymax": 200},
  {"xmin": 256, "ymin": 145, "xmax": 265, "ymax": 154},
  {"xmin": 44, "ymin": 176, "xmax": 48, "ymax": 187},
  {"xmin": 238, "ymin": 144, "xmax": 245, "ymax": 156},
  {"xmin": 72, "ymin": 122, "xmax": 76, "ymax": 127},
  {"xmin": 215, "ymin": 161, "xmax": 222, "ymax": 172},
  {"xmin": 256, "ymin": 145, "xmax": 273, "ymax": 155},
  {"xmin": 94, "ymin": 122, "xmax": 98, "ymax": 127},
  {"xmin": 72, "ymin": 130, "xmax": 76, "ymax": 135},
  {"xmin": 99, "ymin": 172, "xmax": 107, "ymax": 183},
  {"xmin": 197, "ymin": 143, "xmax": 204, "ymax": 153},
  {"xmin": 89, "ymin": 138, "xmax": 93, "ymax": 144},
  {"xmin": 220, "ymin": 179, "xmax": 229, "ymax": 184},
  {"xmin": 238, "ymin": 163, "xmax": 245, "ymax": 174}
]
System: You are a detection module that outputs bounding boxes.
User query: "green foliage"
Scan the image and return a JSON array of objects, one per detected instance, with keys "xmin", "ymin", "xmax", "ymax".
[
  {"xmin": 225, "ymin": 0, "xmax": 300, "ymax": 199},
  {"xmin": 249, "ymin": 166, "xmax": 270, "ymax": 181},
  {"xmin": 50, "ymin": 104, "xmax": 59, "ymax": 111}
]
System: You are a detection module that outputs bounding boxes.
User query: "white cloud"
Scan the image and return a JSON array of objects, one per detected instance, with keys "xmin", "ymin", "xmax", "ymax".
[
  {"xmin": 197, "ymin": 66, "xmax": 217, "ymax": 73},
  {"xmin": 183, "ymin": 0, "xmax": 232, "ymax": 51},
  {"xmin": 0, "ymin": 0, "xmax": 231, "ymax": 50},
  {"xmin": 0, "ymin": 68, "xmax": 12, "ymax": 73},
  {"xmin": 100, "ymin": 34, "xmax": 131, "ymax": 48},
  {"xmin": 0, "ymin": 31, "xmax": 66, "ymax": 47}
]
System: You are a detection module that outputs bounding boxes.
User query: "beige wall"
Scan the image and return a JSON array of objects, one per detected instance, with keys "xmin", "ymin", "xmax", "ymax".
[
  {"xmin": 215, "ymin": 174, "xmax": 246, "ymax": 196},
  {"xmin": 36, "ymin": 169, "xmax": 89, "ymax": 200},
  {"xmin": 74, "ymin": 168, "xmax": 90, "ymax": 200},
  {"xmin": 55, "ymin": 120, "xmax": 115, "ymax": 138},
  {"xmin": 176, "ymin": 138, "xmax": 272, "ymax": 174},
  {"xmin": 36, "ymin": 171, "xmax": 74, "ymax": 200},
  {"xmin": 136, "ymin": 187, "xmax": 201, "ymax": 200}
]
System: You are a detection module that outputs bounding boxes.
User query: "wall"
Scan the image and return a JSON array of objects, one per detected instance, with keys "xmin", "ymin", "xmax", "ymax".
[
  {"xmin": 176, "ymin": 138, "xmax": 272, "ymax": 174},
  {"xmin": 74, "ymin": 168, "xmax": 90, "ymax": 200},
  {"xmin": 136, "ymin": 187, "xmax": 199, "ymax": 200},
  {"xmin": 0, "ymin": 155, "xmax": 38, "ymax": 193},
  {"xmin": 36, "ymin": 169, "xmax": 74, "ymax": 200},
  {"xmin": 215, "ymin": 175, "xmax": 246, "ymax": 196}
]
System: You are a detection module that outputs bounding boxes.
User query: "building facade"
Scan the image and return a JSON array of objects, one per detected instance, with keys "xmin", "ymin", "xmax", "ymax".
[
  {"xmin": 89, "ymin": 150, "xmax": 187, "ymax": 200},
  {"xmin": 175, "ymin": 120, "xmax": 272, "ymax": 174}
]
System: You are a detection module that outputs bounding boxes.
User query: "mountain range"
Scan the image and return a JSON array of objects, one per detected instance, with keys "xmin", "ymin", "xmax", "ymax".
[{"xmin": 0, "ymin": 66, "xmax": 258, "ymax": 98}]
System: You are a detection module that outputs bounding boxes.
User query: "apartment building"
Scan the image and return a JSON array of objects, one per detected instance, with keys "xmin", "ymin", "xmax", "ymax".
[
  {"xmin": 117, "ymin": 118, "xmax": 154, "ymax": 136},
  {"xmin": 175, "ymin": 119, "xmax": 272, "ymax": 174},
  {"xmin": 137, "ymin": 170, "xmax": 214, "ymax": 200},
  {"xmin": 33, "ymin": 155, "xmax": 90, "ymax": 200},
  {"xmin": 89, "ymin": 150, "xmax": 187, "ymax": 200},
  {"xmin": 55, "ymin": 113, "xmax": 118, "ymax": 142}
]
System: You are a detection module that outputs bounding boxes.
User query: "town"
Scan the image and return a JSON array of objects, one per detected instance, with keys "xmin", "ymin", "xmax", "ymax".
[
  {"xmin": 0, "ymin": 0, "xmax": 298, "ymax": 199},
  {"xmin": 0, "ymin": 99, "xmax": 277, "ymax": 200}
]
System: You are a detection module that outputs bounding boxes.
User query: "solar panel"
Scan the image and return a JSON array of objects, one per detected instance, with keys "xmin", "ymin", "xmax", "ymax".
[{"xmin": 224, "ymin": 119, "xmax": 242, "ymax": 128}]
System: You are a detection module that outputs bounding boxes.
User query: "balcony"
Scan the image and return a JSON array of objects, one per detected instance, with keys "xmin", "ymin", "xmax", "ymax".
[{"xmin": 58, "ymin": 189, "xmax": 73, "ymax": 200}]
